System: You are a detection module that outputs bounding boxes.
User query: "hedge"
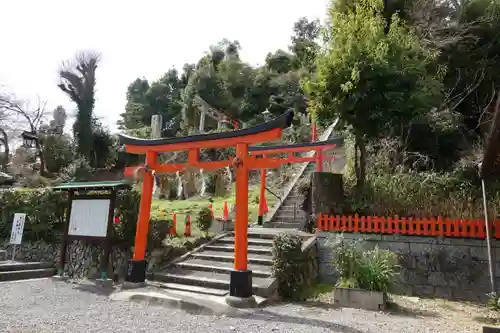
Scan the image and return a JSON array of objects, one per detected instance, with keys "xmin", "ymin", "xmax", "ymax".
[
  {"xmin": 0, "ymin": 188, "xmax": 164, "ymax": 248},
  {"xmin": 272, "ymin": 233, "xmax": 315, "ymax": 300}
]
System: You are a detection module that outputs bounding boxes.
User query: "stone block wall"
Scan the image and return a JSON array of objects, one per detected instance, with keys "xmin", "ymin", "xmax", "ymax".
[
  {"xmin": 311, "ymin": 172, "xmax": 345, "ymax": 215},
  {"xmin": 1, "ymin": 239, "xmax": 131, "ymax": 279},
  {"xmin": 317, "ymin": 231, "xmax": 500, "ymax": 301},
  {"xmin": 0, "ymin": 238, "xmax": 187, "ymax": 280}
]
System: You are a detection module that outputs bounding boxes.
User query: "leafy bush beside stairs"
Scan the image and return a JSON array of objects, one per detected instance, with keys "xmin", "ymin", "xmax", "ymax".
[{"xmin": 272, "ymin": 233, "xmax": 317, "ymax": 301}]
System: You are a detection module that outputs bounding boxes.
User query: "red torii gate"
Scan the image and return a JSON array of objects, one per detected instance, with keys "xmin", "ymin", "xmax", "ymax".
[{"xmin": 119, "ymin": 111, "xmax": 341, "ymax": 301}]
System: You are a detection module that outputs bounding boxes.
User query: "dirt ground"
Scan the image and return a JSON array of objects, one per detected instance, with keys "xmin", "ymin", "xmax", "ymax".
[{"xmin": 309, "ymin": 288, "xmax": 500, "ymax": 331}]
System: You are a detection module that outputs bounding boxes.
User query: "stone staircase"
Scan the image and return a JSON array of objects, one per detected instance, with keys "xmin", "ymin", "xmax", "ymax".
[
  {"xmin": 148, "ymin": 228, "xmax": 313, "ymax": 298},
  {"xmin": 265, "ymin": 122, "xmax": 344, "ymax": 230},
  {"xmin": 0, "ymin": 250, "xmax": 55, "ymax": 282},
  {"xmin": 266, "ymin": 163, "xmax": 316, "ymax": 229}
]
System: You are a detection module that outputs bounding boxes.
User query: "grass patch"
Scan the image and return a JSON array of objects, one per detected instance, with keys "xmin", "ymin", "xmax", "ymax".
[{"xmin": 149, "ymin": 185, "xmax": 278, "ymax": 237}]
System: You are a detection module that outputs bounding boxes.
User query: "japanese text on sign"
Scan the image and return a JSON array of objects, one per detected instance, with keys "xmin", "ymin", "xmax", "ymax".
[{"xmin": 9, "ymin": 213, "xmax": 26, "ymax": 245}]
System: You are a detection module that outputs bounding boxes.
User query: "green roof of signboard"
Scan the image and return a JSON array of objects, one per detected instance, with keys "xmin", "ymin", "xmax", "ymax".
[{"xmin": 53, "ymin": 180, "xmax": 132, "ymax": 191}]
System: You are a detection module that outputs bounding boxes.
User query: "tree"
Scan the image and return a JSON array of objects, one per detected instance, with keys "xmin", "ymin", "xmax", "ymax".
[
  {"xmin": 42, "ymin": 134, "xmax": 74, "ymax": 174},
  {"xmin": 119, "ymin": 70, "xmax": 186, "ymax": 131},
  {"xmin": 304, "ymin": 0, "xmax": 443, "ymax": 189},
  {"xmin": 58, "ymin": 52, "xmax": 99, "ymax": 161},
  {"xmin": 289, "ymin": 17, "xmax": 321, "ymax": 71},
  {"xmin": 0, "ymin": 95, "xmax": 48, "ymax": 174},
  {"xmin": 0, "ymin": 106, "xmax": 9, "ymax": 172},
  {"xmin": 91, "ymin": 117, "xmax": 117, "ymax": 169},
  {"xmin": 265, "ymin": 50, "xmax": 294, "ymax": 74},
  {"xmin": 118, "ymin": 78, "xmax": 150, "ymax": 129}
]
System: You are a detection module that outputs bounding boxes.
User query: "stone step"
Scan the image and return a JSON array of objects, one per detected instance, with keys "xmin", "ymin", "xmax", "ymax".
[
  {"xmin": 192, "ymin": 251, "xmax": 273, "ymax": 266},
  {"xmin": 217, "ymin": 236, "xmax": 274, "ymax": 247},
  {"xmin": 150, "ymin": 268, "xmax": 276, "ymax": 297},
  {"xmin": 272, "ymin": 219, "xmax": 306, "ymax": 224},
  {"xmin": 175, "ymin": 258, "xmax": 272, "ymax": 278},
  {"xmin": 245, "ymin": 230, "xmax": 278, "ymax": 240},
  {"xmin": 278, "ymin": 205, "xmax": 300, "ymax": 211},
  {"xmin": 0, "ymin": 268, "xmax": 55, "ymax": 282},
  {"xmin": 204, "ymin": 245, "xmax": 273, "ymax": 256},
  {"xmin": 269, "ymin": 222, "xmax": 303, "ymax": 229},
  {"xmin": 275, "ymin": 211, "xmax": 306, "ymax": 218},
  {"xmin": 0, "ymin": 261, "xmax": 53, "ymax": 272},
  {"xmin": 149, "ymin": 281, "xmax": 229, "ymax": 296}
]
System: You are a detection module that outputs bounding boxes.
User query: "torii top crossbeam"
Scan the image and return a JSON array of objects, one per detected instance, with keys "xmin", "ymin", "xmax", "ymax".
[{"xmin": 118, "ymin": 111, "xmax": 342, "ymax": 302}]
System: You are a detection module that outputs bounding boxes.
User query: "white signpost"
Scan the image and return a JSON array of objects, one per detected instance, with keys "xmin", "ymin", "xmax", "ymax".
[{"xmin": 9, "ymin": 213, "xmax": 26, "ymax": 261}]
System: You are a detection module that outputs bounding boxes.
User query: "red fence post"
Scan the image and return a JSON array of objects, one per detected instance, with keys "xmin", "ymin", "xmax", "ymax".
[
  {"xmin": 347, "ymin": 215, "xmax": 353, "ymax": 232},
  {"xmin": 476, "ymin": 219, "xmax": 485, "ymax": 238},
  {"xmin": 401, "ymin": 217, "xmax": 407, "ymax": 235},
  {"xmin": 184, "ymin": 215, "xmax": 191, "ymax": 237},
  {"xmin": 386, "ymin": 217, "xmax": 393, "ymax": 234},
  {"xmin": 171, "ymin": 213, "xmax": 177, "ymax": 235},
  {"xmin": 360, "ymin": 216, "xmax": 366, "ymax": 232},
  {"xmin": 393, "ymin": 215, "xmax": 400, "ymax": 234},
  {"xmin": 452, "ymin": 219, "xmax": 460, "ymax": 237},
  {"xmin": 408, "ymin": 217, "xmax": 415, "ymax": 235},
  {"xmin": 373, "ymin": 216, "xmax": 379, "ymax": 233},
  {"xmin": 341, "ymin": 216, "xmax": 347, "ymax": 232}
]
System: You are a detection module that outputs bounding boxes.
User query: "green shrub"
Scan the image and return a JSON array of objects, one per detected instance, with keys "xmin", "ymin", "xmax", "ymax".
[
  {"xmin": 296, "ymin": 178, "xmax": 311, "ymax": 197},
  {"xmin": 488, "ymin": 292, "xmax": 500, "ymax": 311},
  {"xmin": 272, "ymin": 233, "xmax": 312, "ymax": 300},
  {"xmin": 0, "ymin": 189, "xmax": 67, "ymax": 242},
  {"xmin": 195, "ymin": 207, "xmax": 213, "ymax": 236},
  {"xmin": 148, "ymin": 217, "xmax": 173, "ymax": 249},
  {"xmin": 112, "ymin": 190, "xmax": 140, "ymax": 246},
  {"xmin": 330, "ymin": 234, "xmax": 400, "ymax": 293},
  {"xmin": 0, "ymin": 188, "xmax": 141, "ymax": 247}
]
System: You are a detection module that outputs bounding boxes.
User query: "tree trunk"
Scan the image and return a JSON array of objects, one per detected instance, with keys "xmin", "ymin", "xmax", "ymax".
[
  {"xmin": 182, "ymin": 170, "xmax": 197, "ymax": 198},
  {"xmin": 75, "ymin": 102, "xmax": 94, "ymax": 162},
  {"xmin": 355, "ymin": 133, "xmax": 366, "ymax": 192},
  {"xmin": 0, "ymin": 128, "xmax": 9, "ymax": 172},
  {"xmin": 35, "ymin": 140, "xmax": 45, "ymax": 176},
  {"xmin": 214, "ymin": 169, "xmax": 229, "ymax": 197},
  {"xmin": 157, "ymin": 175, "xmax": 170, "ymax": 199}
]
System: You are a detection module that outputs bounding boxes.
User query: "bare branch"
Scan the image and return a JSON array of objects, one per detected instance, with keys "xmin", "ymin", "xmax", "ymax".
[{"xmin": 58, "ymin": 51, "xmax": 100, "ymax": 104}]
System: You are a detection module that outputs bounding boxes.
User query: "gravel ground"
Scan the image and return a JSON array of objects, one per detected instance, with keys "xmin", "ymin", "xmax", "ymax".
[{"xmin": 0, "ymin": 279, "xmax": 488, "ymax": 333}]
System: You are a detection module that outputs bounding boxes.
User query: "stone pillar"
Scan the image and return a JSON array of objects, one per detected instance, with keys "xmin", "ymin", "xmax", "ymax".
[
  {"xmin": 199, "ymin": 110, "xmax": 206, "ymax": 133},
  {"xmin": 151, "ymin": 115, "xmax": 162, "ymax": 138},
  {"xmin": 311, "ymin": 172, "xmax": 345, "ymax": 215}
]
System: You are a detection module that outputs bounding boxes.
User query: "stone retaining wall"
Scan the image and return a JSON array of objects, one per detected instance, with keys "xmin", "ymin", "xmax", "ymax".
[
  {"xmin": 317, "ymin": 232, "xmax": 500, "ymax": 301},
  {"xmin": 0, "ymin": 239, "xmax": 183, "ymax": 280},
  {"xmin": 0, "ymin": 239, "xmax": 130, "ymax": 279}
]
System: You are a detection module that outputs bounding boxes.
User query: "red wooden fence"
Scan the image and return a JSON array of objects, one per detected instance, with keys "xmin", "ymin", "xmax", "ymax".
[{"xmin": 316, "ymin": 213, "xmax": 500, "ymax": 239}]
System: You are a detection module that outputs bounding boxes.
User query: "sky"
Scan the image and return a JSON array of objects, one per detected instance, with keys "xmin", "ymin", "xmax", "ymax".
[{"xmin": 0, "ymin": 0, "xmax": 330, "ymax": 133}]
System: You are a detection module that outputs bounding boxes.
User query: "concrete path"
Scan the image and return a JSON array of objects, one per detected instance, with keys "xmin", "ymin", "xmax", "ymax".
[{"xmin": 0, "ymin": 279, "xmax": 480, "ymax": 333}]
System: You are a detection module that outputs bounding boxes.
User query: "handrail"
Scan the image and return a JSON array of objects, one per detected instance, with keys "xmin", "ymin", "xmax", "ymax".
[
  {"xmin": 265, "ymin": 186, "xmax": 282, "ymax": 202},
  {"xmin": 264, "ymin": 119, "xmax": 340, "ymax": 224}
]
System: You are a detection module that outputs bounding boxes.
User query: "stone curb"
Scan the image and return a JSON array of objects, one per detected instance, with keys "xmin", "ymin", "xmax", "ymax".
[{"xmin": 125, "ymin": 292, "xmax": 244, "ymax": 316}]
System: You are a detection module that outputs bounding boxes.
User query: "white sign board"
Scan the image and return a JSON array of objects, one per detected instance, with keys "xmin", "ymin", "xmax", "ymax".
[
  {"xmin": 68, "ymin": 199, "xmax": 110, "ymax": 238},
  {"xmin": 10, "ymin": 213, "xmax": 26, "ymax": 245}
]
